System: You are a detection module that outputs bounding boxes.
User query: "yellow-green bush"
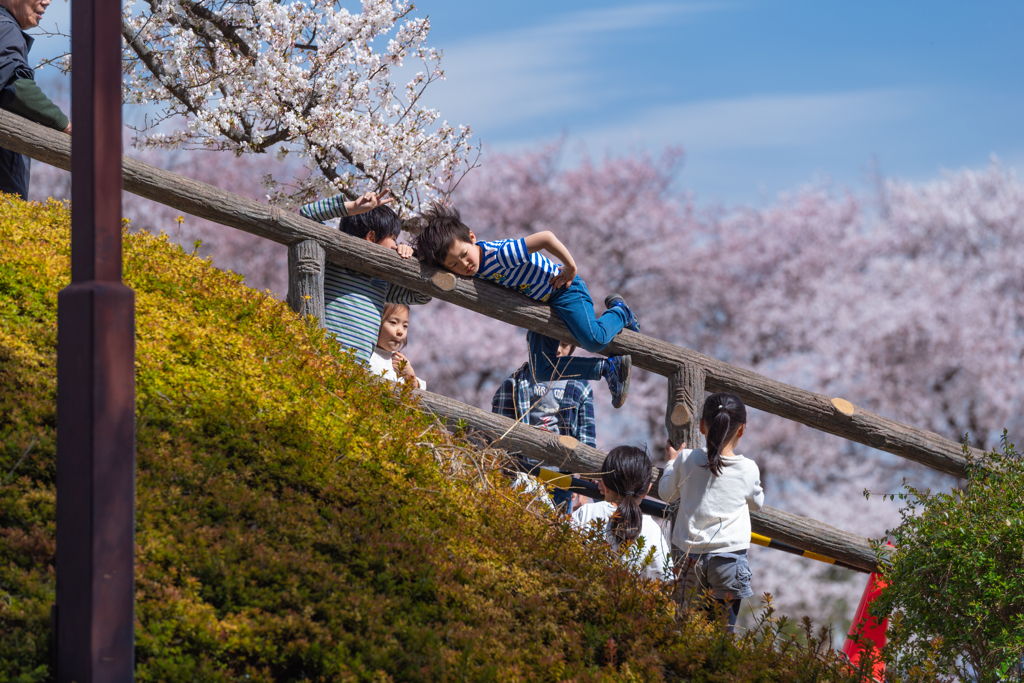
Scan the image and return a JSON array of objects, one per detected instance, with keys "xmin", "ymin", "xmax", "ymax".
[{"xmin": 0, "ymin": 196, "xmax": 864, "ymax": 682}]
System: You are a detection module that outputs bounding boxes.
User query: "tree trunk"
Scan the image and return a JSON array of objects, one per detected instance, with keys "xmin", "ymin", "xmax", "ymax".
[
  {"xmin": 0, "ymin": 110, "xmax": 974, "ymax": 480},
  {"xmin": 287, "ymin": 238, "xmax": 326, "ymax": 325},
  {"xmin": 666, "ymin": 363, "xmax": 705, "ymax": 451}
]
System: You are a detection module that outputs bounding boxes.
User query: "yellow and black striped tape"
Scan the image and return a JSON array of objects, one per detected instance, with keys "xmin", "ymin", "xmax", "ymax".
[
  {"xmin": 752, "ymin": 532, "xmax": 835, "ymax": 564},
  {"xmin": 533, "ymin": 467, "xmax": 573, "ymax": 490}
]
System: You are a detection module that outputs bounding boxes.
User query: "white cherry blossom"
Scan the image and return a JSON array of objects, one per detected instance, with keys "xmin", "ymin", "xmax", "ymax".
[{"xmin": 118, "ymin": 0, "xmax": 476, "ymax": 211}]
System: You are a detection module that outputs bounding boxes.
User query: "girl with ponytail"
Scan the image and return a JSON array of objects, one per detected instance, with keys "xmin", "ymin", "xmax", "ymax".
[
  {"xmin": 658, "ymin": 393, "xmax": 764, "ymax": 633},
  {"xmin": 571, "ymin": 446, "xmax": 673, "ymax": 580}
]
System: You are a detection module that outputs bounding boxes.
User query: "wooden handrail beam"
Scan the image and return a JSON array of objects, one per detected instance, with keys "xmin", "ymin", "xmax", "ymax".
[{"xmin": 0, "ymin": 110, "xmax": 974, "ymax": 479}]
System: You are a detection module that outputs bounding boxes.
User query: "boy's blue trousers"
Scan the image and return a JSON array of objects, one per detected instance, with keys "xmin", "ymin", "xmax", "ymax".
[{"xmin": 527, "ymin": 276, "xmax": 629, "ymax": 382}]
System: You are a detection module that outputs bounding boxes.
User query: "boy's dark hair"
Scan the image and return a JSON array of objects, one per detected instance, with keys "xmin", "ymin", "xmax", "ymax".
[
  {"xmin": 701, "ymin": 392, "xmax": 747, "ymax": 477},
  {"xmin": 601, "ymin": 445, "xmax": 653, "ymax": 547},
  {"xmin": 338, "ymin": 205, "xmax": 402, "ymax": 244},
  {"xmin": 414, "ymin": 203, "xmax": 473, "ymax": 267}
]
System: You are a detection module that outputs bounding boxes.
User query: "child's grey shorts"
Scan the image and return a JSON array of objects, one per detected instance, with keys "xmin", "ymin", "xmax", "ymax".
[{"xmin": 679, "ymin": 549, "xmax": 753, "ymax": 600}]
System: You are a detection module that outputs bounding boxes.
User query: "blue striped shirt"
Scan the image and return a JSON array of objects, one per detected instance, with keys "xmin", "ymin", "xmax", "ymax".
[
  {"xmin": 475, "ymin": 238, "xmax": 561, "ymax": 302},
  {"xmin": 300, "ymin": 196, "xmax": 430, "ymax": 364}
]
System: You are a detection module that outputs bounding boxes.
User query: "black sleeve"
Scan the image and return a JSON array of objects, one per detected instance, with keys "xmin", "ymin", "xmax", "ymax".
[
  {"xmin": 0, "ymin": 78, "xmax": 68, "ymax": 130},
  {"xmin": 0, "ymin": 22, "xmax": 32, "ymax": 89}
]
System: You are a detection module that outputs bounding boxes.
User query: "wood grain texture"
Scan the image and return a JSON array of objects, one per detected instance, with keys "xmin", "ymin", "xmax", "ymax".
[
  {"xmin": 751, "ymin": 506, "xmax": 879, "ymax": 573},
  {"xmin": 666, "ymin": 364, "xmax": 705, "ymax": 451},
  {"xmin": 287, "ymin": 239, "xmax": 326, "ymax": 326},
  {"xmin": 0, "ymin": 110, "xmax": 973, "ymax": 479},
  {"xmin": 412, "ymin": 387, "xmax": 877, "ymax": 573},
  {"xmin": 831, "ymin": 397, "xmax": 856, "ymax": 416}
]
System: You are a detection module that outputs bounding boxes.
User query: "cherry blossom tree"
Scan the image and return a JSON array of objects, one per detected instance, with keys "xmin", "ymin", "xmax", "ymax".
[
  {"xmin": 39, "ymin": 0, "xmax": 474, "ymax": 210},
  {"xmin": 119, "ymin": 0, "xmax": 476, "ymax": 210}
]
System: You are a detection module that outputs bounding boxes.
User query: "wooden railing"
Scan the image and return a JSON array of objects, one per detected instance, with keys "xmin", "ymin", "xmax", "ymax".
[
  {"xmin": 415, "ymin": 389, "xmax": 879, "ymax": 572},
  {"xmin": 2, "ymin": 110, "xmax": 969, "ymax": 573}
]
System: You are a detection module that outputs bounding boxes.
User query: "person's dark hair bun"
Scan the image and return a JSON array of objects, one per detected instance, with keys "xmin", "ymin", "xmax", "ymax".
[
  {"xmin": 601, "ymin": 446, "xmax": 652, "ymax": 546},
  {"xmin": 700, "ymin": 393, "xmax": 746, "ymax": 477}
]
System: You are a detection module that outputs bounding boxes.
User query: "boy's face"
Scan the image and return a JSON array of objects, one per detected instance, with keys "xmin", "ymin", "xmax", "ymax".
[
  {"xmin": 442, "ymin": 232, "xmax": 480, "ymax": 276},
  {"xmin": 366, "ymin": 232, "xmax": 398, "ymax": 249}
]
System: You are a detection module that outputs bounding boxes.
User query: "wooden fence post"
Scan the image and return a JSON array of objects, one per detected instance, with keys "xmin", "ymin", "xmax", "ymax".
[
  {"xmin": 665, "ymin": 363, "xmax": 706, "ymax": 597},
  {"xmin": 666, "ymin": 363, "xmax": 705, "ymax": 450},
  {"xmin": 287, "ymin": 239, "xmax": 326, "ymax": 326}
]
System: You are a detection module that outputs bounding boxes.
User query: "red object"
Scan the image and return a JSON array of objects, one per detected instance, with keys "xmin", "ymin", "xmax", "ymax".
[{"xmin": 843, "ymin": 571, "xmax": 889, "ymax": 681}]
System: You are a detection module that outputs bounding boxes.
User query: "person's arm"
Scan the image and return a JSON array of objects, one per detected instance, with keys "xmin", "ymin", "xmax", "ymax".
[
  {"xmin": 0, "ymin": 23, "xmax": 69, "ymax": 132},
  {"xmin": 574, "ymin": 383, "xmax": 597, "ymax": 449},
  {"xmin": 384, "ymin": 282, "xmax": 431, "ymax": 305},
  {"xmin": 522, "ymin": 231, "xmax": 577, "ymax": 289},
  {"xmin": 0, "ymin": 79, "xmax": 69, "ymax": 131},
  {"xmin": 657, "ymin": 441, "xmax": 687, "ymax": 503},
  {"xmin": 299, "ymin": 190, "xmax": 392, "ymax": 222},
  {"xmin": 491, "ymin": 377, "xmax": 517, "ymax": 420},
  {"xmin": 747, "ymin": 466, "xmax": 765, "ymax": 511}
]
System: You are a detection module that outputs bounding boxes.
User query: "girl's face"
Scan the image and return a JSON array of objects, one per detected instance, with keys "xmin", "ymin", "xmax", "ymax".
[{"xmin": 377, "ymin": 307, "xmax": 409, "ymax": 352}]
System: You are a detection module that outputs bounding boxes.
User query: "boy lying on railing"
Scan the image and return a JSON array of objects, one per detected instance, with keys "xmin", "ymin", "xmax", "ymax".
[{"xmin": 416, "ymin": 204, "xmax": 637, "ymax": 408}]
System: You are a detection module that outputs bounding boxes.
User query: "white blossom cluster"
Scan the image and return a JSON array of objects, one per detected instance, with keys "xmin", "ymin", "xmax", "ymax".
[{"xmin": 120, "ymin": 0, "xmax": 476, "ymax": 210}]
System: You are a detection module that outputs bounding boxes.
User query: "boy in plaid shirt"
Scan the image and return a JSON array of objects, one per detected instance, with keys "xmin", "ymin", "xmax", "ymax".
[
  {"xmin": 492, "ymin": 332, "xmax": 597, "ymax": 448},
  {"xmin": 492, "ymin": 332, "xmax": 596, "ymax": 511}
]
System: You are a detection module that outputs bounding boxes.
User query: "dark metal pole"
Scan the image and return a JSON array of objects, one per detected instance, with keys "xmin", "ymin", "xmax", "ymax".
[{"xmin": 56, "ymin": 0, "xmax": 135, "ymax": 676}]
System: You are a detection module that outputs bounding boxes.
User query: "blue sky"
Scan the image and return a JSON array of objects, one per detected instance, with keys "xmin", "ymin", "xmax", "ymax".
[
  {"xmin": 30, "ymin": 0, "xmax": 1024, "ymax": 205},
  {"xmin": 418, "ymin": 0, "xmax": 1024, "ymax": 204}
]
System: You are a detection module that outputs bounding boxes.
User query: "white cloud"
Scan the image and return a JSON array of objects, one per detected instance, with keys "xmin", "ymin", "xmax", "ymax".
[
  {"xmin": 424, "ymin": 3, "xmax": 730, "ymax": 130},
  {"xmin": 564, "ymin": 89, "xmax": 925, "ymax": 152}
]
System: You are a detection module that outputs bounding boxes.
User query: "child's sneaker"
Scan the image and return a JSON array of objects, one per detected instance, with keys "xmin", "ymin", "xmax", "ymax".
[
  {"xmin": 604, "ymin": 355, "xmax": 632, "ymax": 408},
  {"xmin": 605, "ymin": 294, "xmax": 640, "ymax": 332}
]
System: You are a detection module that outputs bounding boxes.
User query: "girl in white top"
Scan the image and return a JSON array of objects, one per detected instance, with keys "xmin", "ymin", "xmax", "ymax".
[
  {"xmin": 368, "ymin": 303, "xmax": 427, "ymax": 390},
  {"xmin": 658, "ymin": 392, "xmax": 763, "ymax": 633},
  {"xmin": 572, "ymin": 446, "xmax": 673, "ymax": 581}
]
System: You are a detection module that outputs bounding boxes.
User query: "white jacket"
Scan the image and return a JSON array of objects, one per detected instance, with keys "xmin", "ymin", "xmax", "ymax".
[
  {"xmin": 368, "ymin": 347, "xmax": 427, "ymax": 390},
  {"xmin": 658, "ymin": 448, "xmax": 763, "ymax": 554},
  {"xmin": 571, "ymin": 501, "xmax": 673, "ymax": 580}
]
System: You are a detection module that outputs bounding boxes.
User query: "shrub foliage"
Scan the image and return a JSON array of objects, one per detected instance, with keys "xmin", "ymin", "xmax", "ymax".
[
  {"xmin": 0, "ymin": 197, "xmax": 864, "ymax": 682},
  {"xmin": 873, "ymin": 437, "xmax": 1024, "ymax": 682}
]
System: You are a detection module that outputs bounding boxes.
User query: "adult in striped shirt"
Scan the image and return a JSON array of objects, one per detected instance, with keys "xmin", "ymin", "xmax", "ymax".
[
  {"xmin": 299, "ymin": 191, "xmax": 431, "ymax": 365},
  {"xmin": 416, "ymin": 204, "xmax": 638, "ymax": 408}
]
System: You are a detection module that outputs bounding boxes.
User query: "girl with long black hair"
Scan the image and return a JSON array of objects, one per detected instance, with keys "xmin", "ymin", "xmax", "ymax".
[
  {"xmin": 658, "ymin": 392, "xmax": 764, "ymax": 633},
  {"xmin": 571, "ymin": 445, "xmax": 672, "ymax": 580}
]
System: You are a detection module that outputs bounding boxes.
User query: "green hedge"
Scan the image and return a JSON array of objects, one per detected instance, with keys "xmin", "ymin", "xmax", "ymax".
[{"xmin": 0, "ymin": 197, "xmax": 863, "ymax": 682}]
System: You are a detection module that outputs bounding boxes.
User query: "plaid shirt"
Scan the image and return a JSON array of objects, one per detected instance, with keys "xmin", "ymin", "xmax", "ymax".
[{"xmin": 491, "ymin": 363, "xmax": 597, "ymax": 448}]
